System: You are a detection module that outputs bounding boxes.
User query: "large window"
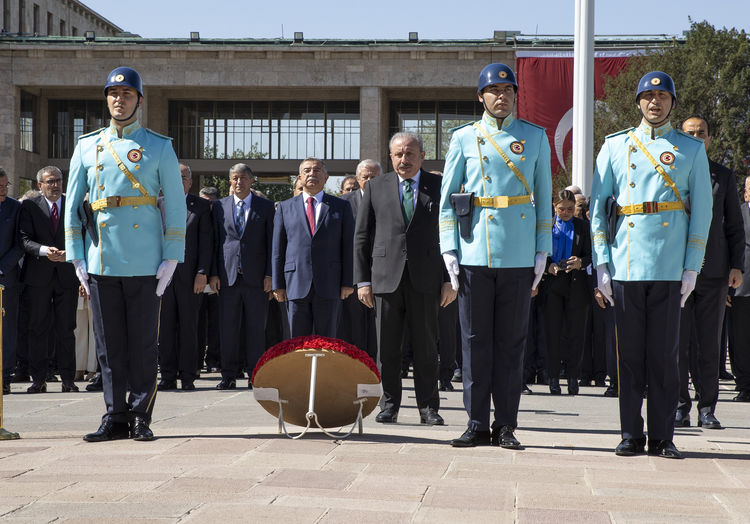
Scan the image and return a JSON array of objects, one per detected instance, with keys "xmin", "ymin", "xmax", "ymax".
[
  {"xmin": 48, "ymin": 100, "xmax": 108, "ymax": 158},
  {"xmin": 389, "ymin": 100, "xmax": 483, "ymax": 160},
  {"xmin": 20, "ymin": 91, "xmax": 37, "ymax": 152},
  {"xmin": 169, "ymin": 101, "xmax": 360, "ymax": 160}
]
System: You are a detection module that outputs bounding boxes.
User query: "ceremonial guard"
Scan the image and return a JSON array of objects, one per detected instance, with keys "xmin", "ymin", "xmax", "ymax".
[
  {"xmin": 439, "ymin": 63, "xmax": 552, "ymax": 448},
  {"xmin": 64, "ymin": 67, "xmax": 186, "ymax": 442},
  {"xmin": 590, "ymin": 71, "xmax": 712, "ymax": 459}
]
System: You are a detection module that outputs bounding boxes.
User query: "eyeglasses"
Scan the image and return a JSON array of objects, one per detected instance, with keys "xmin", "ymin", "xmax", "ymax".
[{"xmin": 42, "ymin": 178, "xmax": 63, "ymax": 185}]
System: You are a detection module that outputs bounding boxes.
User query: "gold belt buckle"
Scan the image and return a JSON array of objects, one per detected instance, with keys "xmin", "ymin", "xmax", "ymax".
[
  {"xmin": 494, "ymin": 196, "xmax": 509, "ymax": 208},
  {"xmin": 105, "ymin": 196, "xmax": 122, "ymax": 208},
  {"xmin": 642, "ymin": 201, "xmax": 658, "ymax": 214}
]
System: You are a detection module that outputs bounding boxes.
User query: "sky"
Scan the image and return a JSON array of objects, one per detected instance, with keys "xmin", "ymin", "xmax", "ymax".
[{"xmin": 81, "ymin": 0, "xmax": 748, "ymax": 40}]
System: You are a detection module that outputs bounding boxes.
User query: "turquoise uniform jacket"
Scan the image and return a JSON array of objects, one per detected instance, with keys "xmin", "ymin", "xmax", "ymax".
[
  {"xmin": 590, "ymin": 121, "xmax": 712, "ymax": 281},
  {"xmin": 439, "ymin": 112, "xmax": 553, "ymax": 267},
  {"xmin": 64, "ymin": 121, "xmax": 186, "ymax": 276}
]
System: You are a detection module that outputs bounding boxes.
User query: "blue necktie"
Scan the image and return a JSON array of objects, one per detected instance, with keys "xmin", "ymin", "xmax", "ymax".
[{"xmin": 235, "ymin": 200, "xmax": 245, "ymax": 235}]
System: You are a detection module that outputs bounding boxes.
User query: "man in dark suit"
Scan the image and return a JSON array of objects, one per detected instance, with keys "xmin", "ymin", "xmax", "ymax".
[
  {"xmin": 339, "ymin": 159, "xmax": 381, "ymax": 357},
  {"xmin": 209, "ymin": 163, "xmax": 274, "ymax": 390},
  {"xmin": 158, "ymin": 164, "xmax": 213, "ymax": 391},
  {"xmin": 272, "ymin": 158, "xmax": 354, "ymax": 337},
  {"xmin": 0, "ymin": 168, "xmax": 23, "ymax": 394},
  {"xmin": 18, "ymin": 166, "xmax": 79, "ymax": 393},
  {"xmin": 730, "ymin": 175, "xmax": 750, "ymax": 403},
  {"xmin": 355, "ymin": 132, "xmax": 456, "ymax": 426},
  {"xmin": 676, "ymin": 117, "xmax": 744, "ymax": 429}
]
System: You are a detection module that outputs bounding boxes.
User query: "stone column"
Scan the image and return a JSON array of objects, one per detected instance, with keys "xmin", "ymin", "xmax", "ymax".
[
  {"xmin": 0, "ymin": 58, "xmax": 20, "ymax": 196},
  {"xmin": 359, "ymin": 87, "xmax": 388, "ymax": 168}
]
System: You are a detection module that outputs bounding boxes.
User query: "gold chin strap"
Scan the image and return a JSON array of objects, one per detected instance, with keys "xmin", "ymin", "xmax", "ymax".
[
  {"xmin": 627, "ymin": 131, "xmax": 685, "ymax": 214},
  {"xmin": 473, "ymin": 123, "xmax": 531, "ymax": 195}
]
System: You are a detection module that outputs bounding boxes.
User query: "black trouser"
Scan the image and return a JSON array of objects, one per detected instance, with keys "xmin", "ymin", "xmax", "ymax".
[
  {"xmin": 613, "ymin": 280, "xmax": 681, "ymax": 441},
  {"xmin": 678, "ymin": 277, "xmax": 726, "ymax": 416},
  {"xmin": 1, "ymin": 280, "xmax": 19, "ymax": 381},
  {"xmin": 459, "ymin": 265, "xmax": 533, "ymax": 431},
  {"xmin": 197, "ymin": 292, "xmax": 221, "ymax": 368},
  {"xmin": 287, "ymin": 285, "xmax": 340, "ymax": 338},
  {"xmin": 339, "ymin": 287, "xmax": 378, "ymax": 360},
  {"xmin": 90, "ymin": 275, "xmax": 160, "ymax": 424},
  {"xmin": 542, "ymin": 274, "xmax": 590, "ymax": 384},
  {"xmin": 438, "ymin": 299, "xmax": 458, "ymax": 384},
  {"xmin": 375, "ymin": 270, "xmax": 440, "ymax": 412},
  {"xmin": 218, "ymin": 274, "xmax": 267, "ymax": 380},
  {"xmin": 582, "ymin": 295, "xmax": 608, "ymax": 382},
  {"xmin": 25, "ymin": 280, "xmax": 77, "ymax": 384},
  {"xmin": 729, "ymin": 296, "xmax": 750, "ymax": 393},
  {"xmin": 523, "ymin": 294, "xmax": 547, "ymax": 383},
  {"xmin": 158, "ymin": 276, "xmax": 201, "ymax": 381}
]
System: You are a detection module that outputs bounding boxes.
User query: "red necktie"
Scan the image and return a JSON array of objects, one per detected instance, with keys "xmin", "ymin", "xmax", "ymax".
[
  {"xmin": 306, "ymin": 197, "xmax": 316, "ymax": 234},
  {"xmin": 51, "ymin": 202, "xmax": 59, "ymax": 232}
]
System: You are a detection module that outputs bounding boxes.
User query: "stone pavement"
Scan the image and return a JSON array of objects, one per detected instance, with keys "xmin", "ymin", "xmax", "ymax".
[{"xmin": 1, "ymin": 374, "xmax": 749, "ymax": 523}]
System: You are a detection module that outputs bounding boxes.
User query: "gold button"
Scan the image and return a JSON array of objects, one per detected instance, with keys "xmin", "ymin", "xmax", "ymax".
[
  {"xmin": 629, "ymin": 182, "xmax": 635, "ymax": 188},
  {"xmin": 630, "ymin": 145, "xmax": 637, "ymax": 152},
  {"xmin": 97, "ymin": 165, "xmax": 103, "ymax": 171},
  {"xmin": 101, "ymin": 222, "xmax": 107, "ymax": 228},
  {"xmin": 134, "ymin": 165, "xmax": 140, "ymax": 170},
  {"xmin": 483, "ymin": 156, "xmax": 489, "ymax": 163},
  {"xmin": 662, "ymin": 222, "xmax": 669, "ymax": 227},
  {"xmin": 665, "ymin": 183, "xmax": 670, "ymax": 187},
  {"xmin": 484, "ymin": 176, "xmax": 491, "ymax": 182},
  {"xmin": 97, "ymin": 146, "xmax": 104, "ymax": 152},
  {"xmin": 520, "ymin": 213, "xmax": 526, "ymax": 219},
  {"xmin": 628, "ymin": 222, "xmax": 634, "ymax": 228},
  {"xmin": 133, "ymin": 183, "xmax": 140, "ymax": 189},
  {"xmin": 630, "ymin": 164, "xmax": 636, "ymax": 169},
  {"xmin": 673, "ymin": 146, "xmax": 678, "ymax": 151},
  {"xmin": 669, "ymin": 165, "xmax": 675, "ymax": 170},
  {"xmin": 478, "ymin": 138, "xmax": 485, "ymax": 145},
  {"xmin": 521, "ymin": 139, "xmax": 526, "ymax": 144},
  {"xmin": 99, "ymin": 185, "xmax": 104, "ymax": 190},
  {"xmin": 520, "ymin": 156, "xmax": 526, "ymax": 162},
  {"xmin": 487, "ymin": 215, "xmax": 494, "ymax": 220},
  {"xmin": 133, "ymin": 206, "xmax": 138, "ymax": 210},
  {"xmin": 133, "ymin": 224, "xmax": 139, "ymax": 229}
]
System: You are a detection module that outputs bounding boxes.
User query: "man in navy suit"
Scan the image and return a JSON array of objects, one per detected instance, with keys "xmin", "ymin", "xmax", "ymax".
[
  {"xmin": 19, "ymin": 166, "xmax": 79, "ymax": 393},
  {"xmin": 272, "ymin": 158, "xmax": 354, "ymax": 337},
  {"xmin": 209, "ymin": 164, "xmax": 274, "ymax": 389},
  {"xmin": 0, "ymin": 168, "xmax": 23, "ymax": 394},
  {"xmin": 157, "ymin": 163, "xmax": 213, "ymax": 391}
]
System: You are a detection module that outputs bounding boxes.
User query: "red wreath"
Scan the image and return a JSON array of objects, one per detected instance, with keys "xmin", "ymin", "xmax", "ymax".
[{"xmin": 252, "ymin": 335, "xmax": 380, "ymax": 382}]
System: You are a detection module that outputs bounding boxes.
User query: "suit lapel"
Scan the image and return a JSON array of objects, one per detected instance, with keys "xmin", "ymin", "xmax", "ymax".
[
  {"xmin": 317, "ymin": 194, "xmax": 331, "ymax": 235},
  {"xmin": 388, "ymin": 173, "xmax": 408, "ymax": 230},
  {"xmin": 223, "ymin": 197, "xmax": 239, "ymax": 238}
]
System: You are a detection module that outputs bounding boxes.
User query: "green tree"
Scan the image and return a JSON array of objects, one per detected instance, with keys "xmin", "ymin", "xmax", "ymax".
[{"xmin": 595, "ymin": 21, "xmax": 750, "ymax": 183}]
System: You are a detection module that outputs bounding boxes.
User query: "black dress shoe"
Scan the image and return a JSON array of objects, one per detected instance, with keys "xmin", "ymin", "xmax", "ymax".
[
  {"xmin": 158, "ymin": 379, "xmax": 177, "ymax": 391},
  {"xmin": 215, "ymin": 379, "xmax": 236, "ymax": 390},
  {"xmin": 604, "ymin": 384, "xmax": 618, "ymax": 397},
  {"xmin": 2, "ymin": 382, "xmax": 9, "ymax": 395},
  {"xmin": 521, "ymin": 384, "xmax": 533, "ymax": 395},
  {"xmin": 439, "ymin": 380, "xmax": 455, "ymax": 392},
  {"xmin": 130, "ymin": 416, "xmax": 155, "ymax": 441},
  {"xmin": 615, "ymin": 437, "xmax": 646, "ymax": 456},
  {"xmin": 733, "ymin": 390, "xmax": 750, "ymax": 402},
  {"xmin": 375, "ymin": 408, "xmax": 398, "ymax": 423},
  {"xmin": 86, "ymin": 373, "xmax": 103, "ymax": 392},
  {"xmin": 61, "ymin": 381, "xmax": 80, "ymax": 393},
  {"xmin": 451, "ymin": 368, "xmax": 462, "ymax": 382},
  {"xmin": 181, "ymin": 380, "xmax": 196, "ymax": 391},
  {"xmin": 567, "ymin": 382, "xmax": 579, "ymax": 396},
  {"xmin": 451, "ymin": 428, "xmax": 490, "ymax": 447},
  {"xmin": 83, "ymin": 420, "xmax": 130, "ymax": 442},
  {"xmin": 648, "ymin": 439, "xmax": 683, "ymax": 459},
  {"xmin": 549, "ymin": 377, "xmax": 562, "ymax": 395},
  {"xmin": 674, "ymin": 411, "xmax": 690, "ymax": 427},
  {"xmin": 27, "ymin": 382, "xmax": 46, "ymax": 393},
  {"xmin": 12, "ymin": 373, "xmax": 30, "ymax": 383},
  {"xmin": 419, "ymin": 407, "xmax": 444, "ymax": 425},
  {"xmin": 492, "ymin": 426, "xmax": 521, "ymax": 449},
  {"xmin": 697, "ymin": 411, "xmax": 722, "ymax": 429},
  {"xmin": 719, "ymin": 370, "xmax": 735, "ymax": 381}
]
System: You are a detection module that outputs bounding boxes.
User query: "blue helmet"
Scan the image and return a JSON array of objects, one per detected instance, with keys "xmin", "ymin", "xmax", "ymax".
[
  {"xmin": 636, "ymin": 71, "xmax": 676, "ymax": 102},
  {"xmin": 477, "ymin": 63, "xmax": 518, "ymax": 93},
  {"xmin": 104, "ymin": 67, "xmax": 143, "ymax": 97}
]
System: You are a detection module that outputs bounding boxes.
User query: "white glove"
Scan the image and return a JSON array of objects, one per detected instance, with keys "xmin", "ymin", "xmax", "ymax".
[
  {"xmin": 596, "ymin": 264, "xmax": 614, "ymax": 306},
  {"xmin": 680, "ymin": 270, "xmax": 698, "ymax": 307},
  {"xmin": 442, "ymin": 251, "xmax": 460, "ymax": 291},
  {"xmin": 72, "ymin": 259, "xmax": 90, "ymax": 297},
  {"xmin": 532, "ymin": 252, "xmax": 547, "ymax": 290},
  {"xmin": 155, "ymin": 259, "xmax": 178, "ymax": 297}
]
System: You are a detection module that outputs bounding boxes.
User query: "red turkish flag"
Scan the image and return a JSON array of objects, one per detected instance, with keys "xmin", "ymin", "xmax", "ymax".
[{"xmin": 516, "ymin": 52, "xmax": 632, "ymax": 174}]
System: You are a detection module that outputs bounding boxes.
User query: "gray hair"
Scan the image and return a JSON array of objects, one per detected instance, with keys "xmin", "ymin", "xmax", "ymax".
[
  {"xmin": 299, "ymin": 157, "xmax": 327, "ymax": 173},
  {"xmin": 21, "ymin": 189, "xmax": 41, "ymax": 201},
  {"xmin": 355, "ymin": 159, "xmax": 382, "ymax": 178},
  {"xmin": 199, "ymin": 186, "xmax": 220, "ymax": 200},
  {"xmin": 179, "ymin": 163, "xmax": 192, "ymax": 176},
  {"xmin": 229, "ymin": 163, "xmax": 254, "ymax": 179},
  {"xmin": 36, "ymin": 165, "xmax": 62, "ymax": 183},
  {"xmin": 389, "ymin": 132, "xmax": 423, "ymax": 152}
]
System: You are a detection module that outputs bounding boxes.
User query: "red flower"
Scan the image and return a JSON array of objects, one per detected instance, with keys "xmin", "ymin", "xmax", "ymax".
[{"xmin": 252, "ymin": 335, "xmax": 380, "ymax": 382}]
